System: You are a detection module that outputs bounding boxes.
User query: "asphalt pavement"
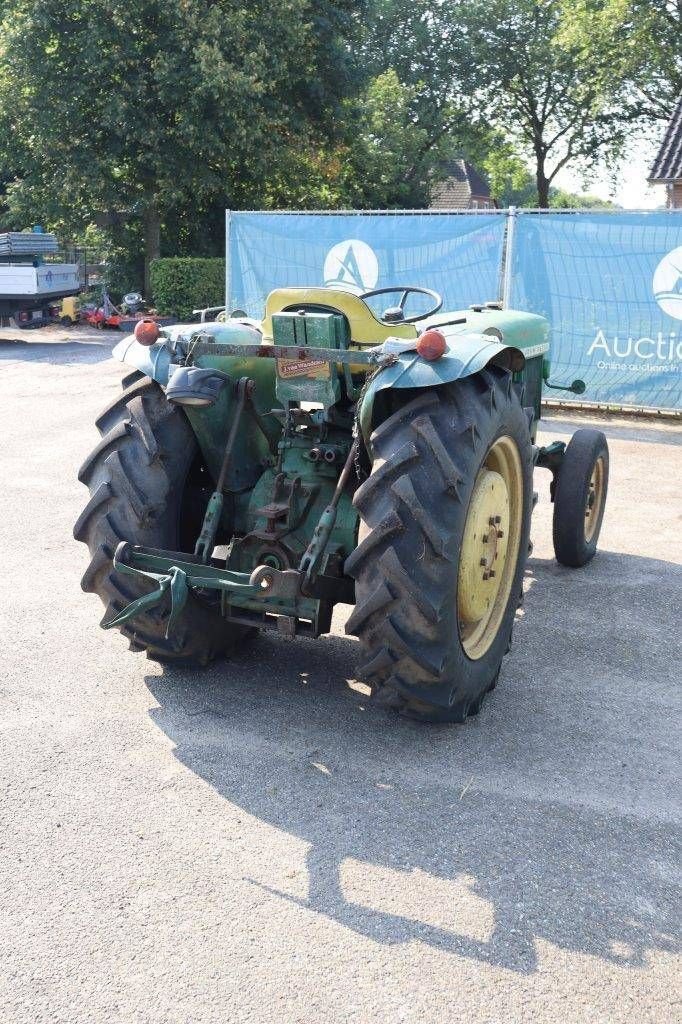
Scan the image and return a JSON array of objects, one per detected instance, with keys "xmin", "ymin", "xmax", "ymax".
[{"xmin": 0, "ymin": 329, "xmax": 680, "ymax": 1024}]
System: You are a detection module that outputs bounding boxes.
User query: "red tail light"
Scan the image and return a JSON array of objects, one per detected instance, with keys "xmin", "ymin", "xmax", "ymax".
[
  {"xmin": 134, "ymin": 318, "xmax": 160, "ymax": 346},
  {"xmin": 416, "ymin": 328, "xmax": 447, "ymax": 361}
]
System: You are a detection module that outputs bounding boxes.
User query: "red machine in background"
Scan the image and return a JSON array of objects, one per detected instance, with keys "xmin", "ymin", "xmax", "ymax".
[{"xmin": 81, "ymin": 289, "xmax": 124, "ymax": 329}]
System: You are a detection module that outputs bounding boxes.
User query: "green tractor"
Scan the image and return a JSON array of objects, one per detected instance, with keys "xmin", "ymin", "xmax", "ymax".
[{"xmin": 74, "ymin": 285, "xmax": 608, "ymax": 722}]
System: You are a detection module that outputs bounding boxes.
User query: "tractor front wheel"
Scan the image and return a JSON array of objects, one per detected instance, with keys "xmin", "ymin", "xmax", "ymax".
[
  {"xmin": 346, "ymin": 369, "xmax": 533, "ymax": 722},
  {"xmin": 552, "ymin": 428, "xmax": 609, "ymax": 567},
  {"xmin": 74, "ymin": 376, "xmax": 247, "ymax": 665}
]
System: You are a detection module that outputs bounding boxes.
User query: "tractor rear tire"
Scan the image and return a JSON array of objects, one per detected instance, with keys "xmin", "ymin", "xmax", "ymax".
[
  {"xmin": 552, "ymin": 428, "xmax": 609, "ymax": 568},
  {"xmin": 345, "ymin": 370, "xmax": 533, "ymax": 723},
  {"xmin": 74, "ymin": 376, "xmax": 247, "ymax": 665}
]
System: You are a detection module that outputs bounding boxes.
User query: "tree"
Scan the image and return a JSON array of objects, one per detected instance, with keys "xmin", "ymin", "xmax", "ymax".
[
  {"xmin": 560, "ymin": 0, "xmax": 682, "ymax": 122},
  {"xmin": 358, "ymin": 1, "xmax": 496, "ymax": 198},
  {"xmin": 483, "ymin": 145, "xmax": 540, "ymax": 207},
  {"xmin": 359, "ymin": 1, "xmax": 634, "ymax": 208},
  {"xmin": 549, "ymin": 188, "xmax": 617, "ymax": 208},
  {"xmin": 629, "ymin": 0, "xmax": 682, "ymax": 119},
  {"xmin": 454, "ymin": 0, "xmax": 634, "ymax": 207},
  {"xmin": 0, "ymin": 0, "xmax": 364, "ymax": 292},
  {"xmin": 483, "ymin": 145, "xmax": 617, "ymax": 207},
  {"xmin": 347, "ymin": 70, "xmax": 459, "ymax": 207}
]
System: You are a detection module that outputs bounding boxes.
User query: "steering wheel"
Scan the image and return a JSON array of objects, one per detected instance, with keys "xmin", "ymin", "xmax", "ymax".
[{"xmin": 359, "ymin": 285, "xmax": 443, "ymax": 324}]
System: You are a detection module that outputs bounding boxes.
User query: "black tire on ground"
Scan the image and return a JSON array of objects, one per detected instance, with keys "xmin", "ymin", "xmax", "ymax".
[
  {"xmin": 552, "ymin": 428, "xmax": 609, "ymax": 568},
  {"xmin": 345, "ymin": 369, "xmax": 533, "ymax": 723},
  {"xmin": 74, "ymin": 377, "xmax": 248, "ymax": 665}
]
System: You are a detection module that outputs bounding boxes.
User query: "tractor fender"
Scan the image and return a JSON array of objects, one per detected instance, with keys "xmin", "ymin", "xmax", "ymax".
[
  {"xmin": 112, "ymin": 321, "xmax": 262, "ymax": 387},
  {"xmin": 359, "ymin": 332, "xmax": 525, "ymax": 443},
  {"xmin": 112, "ymin": 335, "xmax": 173, "ymax": 385}
]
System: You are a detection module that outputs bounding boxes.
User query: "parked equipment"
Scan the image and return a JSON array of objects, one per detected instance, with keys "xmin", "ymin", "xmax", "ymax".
[
  {"xmin": 0, "ymin": 230, "xmax": 80, "ymax": 326},
  {"xmin": 75, "ymin": 286, "xmax": 608, "ymax": 723},
  {"xmin": 59, "ymin": 296, "xmax": 80, "ymax": 325},
  {"xmin": 81, "ymin": 289, "xmax": 122, "ymax": 329}
]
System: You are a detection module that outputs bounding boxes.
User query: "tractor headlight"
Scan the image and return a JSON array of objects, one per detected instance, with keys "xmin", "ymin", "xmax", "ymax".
[{"xmin": 165, "ymin": 366, "xmax": 230, "ymax": 407}]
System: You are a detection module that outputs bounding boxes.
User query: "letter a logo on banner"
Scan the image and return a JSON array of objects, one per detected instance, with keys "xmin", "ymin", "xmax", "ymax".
[
  {"xmin": 653, "ymin": 246, "xmax": 682, "ymax": 321},
  {"xmin": 324, "ymin": 239, "xmax": 379, "ymax": 293}
]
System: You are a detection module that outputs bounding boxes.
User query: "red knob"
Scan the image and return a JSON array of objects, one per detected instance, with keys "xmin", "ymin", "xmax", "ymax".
[
  {"xmin": 416, "ymin": 328, "xmax": 447, "ymax": 361},
  {"xmin": 134, "ymin": 317, "xmax": 160, "ymax": 346}
]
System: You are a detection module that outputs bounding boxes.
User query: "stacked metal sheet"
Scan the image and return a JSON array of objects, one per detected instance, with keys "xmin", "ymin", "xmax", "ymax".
[{"xmin": 0, "ymin": 232, "xmax": 59, "ymax": 256}]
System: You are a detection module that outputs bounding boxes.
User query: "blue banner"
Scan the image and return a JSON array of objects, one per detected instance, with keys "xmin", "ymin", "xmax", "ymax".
[
  {"xmin": 509, "ymin": 212, "xmax": 682, "ymax": 411},
  {"xmin": 229, "ymin": 212, "xmax": 506, "ymax": 322},
  {"xmin": 228, "ymin": 209, "xmax": 682, "ymax": 411}
]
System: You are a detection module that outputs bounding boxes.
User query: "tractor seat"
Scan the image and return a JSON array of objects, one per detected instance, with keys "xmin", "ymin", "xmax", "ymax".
[{"xmin": 261, "ymin": 287, "xmax": 418, "ymax": 346}]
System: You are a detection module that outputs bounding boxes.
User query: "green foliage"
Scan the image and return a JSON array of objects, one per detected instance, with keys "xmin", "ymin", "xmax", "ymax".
[
  {"xmin": 149, "ymin": 258, "xmax": 225, "ymax": 319},
  {"xmin": 484, "ymin": 145, "xmax": 618, "ymax": 207},
  {"xmin": 0, "ymin": 0, "xmax": 365, "ymax": 288},
  {"xmin": 483, "ymin": 145, "xmax": 539, "ymax": 207},
  {"xmin": 454, "ymin": 0, "xmax": 634, "ymax": 206},
  {"xmin": 559, "ymin": 0, "xmax": 682, "ymax": 122},
  {"xmin": 358, "ymin": 2, "xmax": 493, "ymax": 199},
  {"xmin": 239, "ymin": 69, "xmax": 470, "ymax": 211},
  {"xmin": 354, "ymin": 0, "xmax": 641, "ymax": 209},
  {"xmin": 346, "ymin": 70, "xmax": 452, "ymax": 207},
  {"xmin": 549, "ymin": 188, "xmax": 617, "ymax": 209},
  {"xmin": 0, "ymin": 0, "xmax": 669, "ymax": 278}
]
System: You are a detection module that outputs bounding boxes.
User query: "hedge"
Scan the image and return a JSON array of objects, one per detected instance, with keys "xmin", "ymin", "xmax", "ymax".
[{"xmin": 149, "ymin": 257, "xmax": 225, "ymax": 320}]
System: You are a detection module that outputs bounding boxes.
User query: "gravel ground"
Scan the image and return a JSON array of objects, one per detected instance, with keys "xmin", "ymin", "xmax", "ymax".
[{"xmin": 0, "ymin": 331, "xmax": 680, "ymax": 1024}]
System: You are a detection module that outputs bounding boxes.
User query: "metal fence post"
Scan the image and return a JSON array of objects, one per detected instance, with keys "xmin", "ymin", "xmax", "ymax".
[
  {"xmin": 502, "ymin": 206, "xmax": 517, "ymax": 308},
  {"xmin": 225, "ymin": 209, "xmax": 232, "ymax": 311}
]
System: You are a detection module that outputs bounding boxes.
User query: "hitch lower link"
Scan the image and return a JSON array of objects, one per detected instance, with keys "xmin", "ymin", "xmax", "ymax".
[
  {"xmin": 102, "ymin": 375, "xmax": 360, "ymax": 638},
  {"xmin": 102, "ymin": 543, "xmax": 302, "ymax": 638}
]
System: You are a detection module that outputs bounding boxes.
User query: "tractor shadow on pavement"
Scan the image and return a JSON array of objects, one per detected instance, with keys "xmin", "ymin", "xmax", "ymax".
[{"xmin": 145, "ymin": 550, "xmax": 681, "ymax": 976}]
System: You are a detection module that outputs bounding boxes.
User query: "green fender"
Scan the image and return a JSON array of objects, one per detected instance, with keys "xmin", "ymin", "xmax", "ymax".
[
  {"xmin": 358, "ymin": 332, "xmax": 525, "ymax": 444},
  {"xmin": 111, "ymin": 321, "xmax": 261, "ymax": 387},
  {"xmin": 112, "ymin": 334, "xmax": 173, "ymax": 384}
]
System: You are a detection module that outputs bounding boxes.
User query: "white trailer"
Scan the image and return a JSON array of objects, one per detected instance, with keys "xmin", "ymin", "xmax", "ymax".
[{"xmin": 0, "ymin": 233, "xmax": 81, "ymax": 325}]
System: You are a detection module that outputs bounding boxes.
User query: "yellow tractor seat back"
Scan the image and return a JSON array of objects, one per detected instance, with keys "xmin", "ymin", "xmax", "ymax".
[{"xmin": 261, "ymin": 287, "xmax": 418, "ymax": 347}]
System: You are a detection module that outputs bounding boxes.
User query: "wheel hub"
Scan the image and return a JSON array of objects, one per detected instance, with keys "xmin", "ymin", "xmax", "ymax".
[
  {"xmin": 584, "ymin": 456, "xmax": 605, "ymax": 542},
  {"xmin": 457, "ymin": 435, "xmax": 523, "ymax": 661},
  {"xmin": 458, "ymin": 470, "xmax": 510, "ymax": 624}
]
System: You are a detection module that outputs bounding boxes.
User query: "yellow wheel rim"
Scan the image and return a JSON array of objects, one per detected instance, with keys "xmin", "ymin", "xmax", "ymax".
[
  {"xmin": 584, "ymin": 456, "xmax": 605, "ymax": 543},
  {"xmin": 457, "ymin": 436, "xmax": 524, "ymax": 660}
]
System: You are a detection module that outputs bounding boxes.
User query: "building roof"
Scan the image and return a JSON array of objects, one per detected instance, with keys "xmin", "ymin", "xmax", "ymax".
[
  {"xmin": 430, "ymin": 159, "xmax": 494, "ymax": 208},
  {"xmin": 649, "ymin": 96, "xmax": 682, "ymax": 184}
]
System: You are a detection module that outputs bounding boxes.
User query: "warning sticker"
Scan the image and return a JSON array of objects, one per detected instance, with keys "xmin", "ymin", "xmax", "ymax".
[{"xmin": 277, "ymin": 357, "xmax": 331, "ymax": 379}]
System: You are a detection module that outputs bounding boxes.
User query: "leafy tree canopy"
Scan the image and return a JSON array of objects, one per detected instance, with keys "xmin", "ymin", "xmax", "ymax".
[
  {"xmin": 0, "ymin": 0, "xmax": 365, "ymax": 287},
  {"xmin": 0, "ymin": 0, "xmax": 670, "ymax": 290},
  {"xmin": 559, "ymin": 0, "xmax": 682, "ymax": 121}
]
